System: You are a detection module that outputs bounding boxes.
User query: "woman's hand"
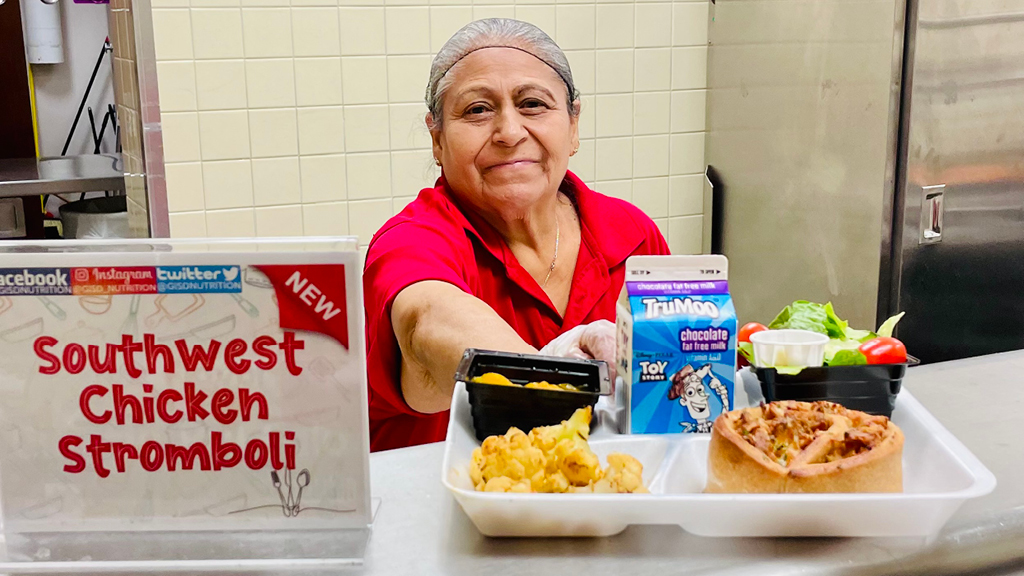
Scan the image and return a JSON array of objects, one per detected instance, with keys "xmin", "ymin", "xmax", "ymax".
[{"xmin": 538, "ymin": 320, "xmax": 618, "ymax": 378}]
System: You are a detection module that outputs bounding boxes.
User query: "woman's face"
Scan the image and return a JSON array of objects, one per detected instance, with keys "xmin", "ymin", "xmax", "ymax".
[{"xmin": 430, "ymin": 48, "xmax": 579, "ymax": 217}]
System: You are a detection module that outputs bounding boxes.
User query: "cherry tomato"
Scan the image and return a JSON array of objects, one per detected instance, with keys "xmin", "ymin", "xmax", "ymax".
[
  {"xmin": 858, "ymin": 337, "xmax": 908, "ymax": 364},
  {"xmin": 738, "ymin": 322, "xmax": 768, "ymax": 343}
]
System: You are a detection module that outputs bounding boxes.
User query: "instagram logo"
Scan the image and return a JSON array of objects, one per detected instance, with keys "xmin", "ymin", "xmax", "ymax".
[{"xmin": 74, "ymin": 269, "xmax": 90, "ymax": 282}]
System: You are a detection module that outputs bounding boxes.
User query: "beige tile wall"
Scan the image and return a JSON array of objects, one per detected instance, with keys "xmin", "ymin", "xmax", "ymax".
[{"xmin": 152, "ymin": 0, "xmax": 709, "ymax": 254}]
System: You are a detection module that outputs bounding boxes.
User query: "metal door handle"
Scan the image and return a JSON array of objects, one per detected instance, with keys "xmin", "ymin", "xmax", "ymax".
[{"xmin": 920, "ymin": 184, "xmax": 945, "ymax": 244}]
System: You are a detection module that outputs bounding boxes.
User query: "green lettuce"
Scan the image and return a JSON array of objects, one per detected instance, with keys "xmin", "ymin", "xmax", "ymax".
[
  {"xmin": 770, "ymin": 301, "xmax": 836, "ymax": 337},
  {"xmin": 738, "ymin": 341, "xmax": 754, "ymax": 364},
  {"xmin": 877, "ymin": 312, "xmax": 905, "ymax": 338},
  {"xmin": 761, "ymin": 301, "xmax": 905, "ymax": 367},
  {"xmin": 829, "ymin": 349, "xmax": 868, "ymax": 366},
  {"xmin": 823, "ymin": 337, "xmax": 862, "ymax": 364},
  {"xmin": 776, "ymin": 366, "xmax": 806, "ymax": 375}
]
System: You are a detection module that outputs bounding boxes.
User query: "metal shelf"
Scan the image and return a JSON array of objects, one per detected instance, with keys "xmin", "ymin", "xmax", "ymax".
[{"xmin": 0, "ymin": 154, "xmax": 125, "ymax": 198}]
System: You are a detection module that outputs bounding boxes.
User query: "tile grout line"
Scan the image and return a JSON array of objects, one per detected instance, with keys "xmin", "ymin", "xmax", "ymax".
[
  {"xmin": 288, "ymin": 1, "xmax": 306, "ymax": 236},
  {"xmin": 237, "ymin": 3, "xmax": 257, "ymax": 234},
  {"xmin": 341, "ymin": 3, "xmax": 354, "ymax": 235},
  {"xmin": 381, "ymin": 2, "xmax": 396, "ymax": 217},
  {"xmin": 186, "ymin": 4, "xmax": 211, "ymax": 229}
]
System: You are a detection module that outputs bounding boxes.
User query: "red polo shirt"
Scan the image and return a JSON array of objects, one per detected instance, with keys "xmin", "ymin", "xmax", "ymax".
[{"xmin": 363, "ymin": 171, "xmax": 670, "ymax": 451}]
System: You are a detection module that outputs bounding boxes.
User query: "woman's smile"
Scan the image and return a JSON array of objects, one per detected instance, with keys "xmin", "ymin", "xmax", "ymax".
[{"xmin": 485, "ymin": 159, "xmax": 539, "ymax": 173}]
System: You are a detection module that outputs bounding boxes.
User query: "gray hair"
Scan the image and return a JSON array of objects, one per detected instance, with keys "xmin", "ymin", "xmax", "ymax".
[{"xmin": 425, "ymin": 18, "xmax": 580, "ymax": 130}]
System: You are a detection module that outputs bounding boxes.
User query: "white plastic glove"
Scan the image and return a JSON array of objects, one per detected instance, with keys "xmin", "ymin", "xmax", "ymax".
[{"xmin": 538, "ymin": 320, "xmax": 618, "ymax": 379}]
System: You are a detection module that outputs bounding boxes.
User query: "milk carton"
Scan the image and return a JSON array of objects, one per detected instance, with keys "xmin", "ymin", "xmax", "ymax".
[{"xmin": 616, "ymin": 255, "xmax": 736, "ymax": 434}]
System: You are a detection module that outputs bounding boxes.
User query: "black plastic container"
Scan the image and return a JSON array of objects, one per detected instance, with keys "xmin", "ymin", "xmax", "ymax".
[
  {"xmin": 455, "ymin": 349, "xmax": 611, "ymax": 441},
  {"xmin": 753, "ymin": 358, "xmax": 918, "ymax": 418}
]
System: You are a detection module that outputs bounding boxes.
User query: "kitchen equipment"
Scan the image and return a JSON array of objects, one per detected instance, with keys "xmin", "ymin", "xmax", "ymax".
[
  {"xmin": 0, "ymin": 199, "xmax": 26, "ymax": 239},
  {"xmin": 454, "ymin": 349, "xmax": 610, "ymax": 442},
  {"xmin": 705, "ymin": 0, "xmax": 1024, "ymax": 363},
  {"xmin": 748, "ymin": 329, "xmax": 828, "ymax": 368},
  {"xmin": 60, "ymin": 196, "xmax": 129, "ymax": 239},
  {"xmin": 442, "ymin": 381, "xmax": 996, "ymax": 537},
  {"xmin": 21, "ymin": 0, "xmax": 64, "ymax": 64}
]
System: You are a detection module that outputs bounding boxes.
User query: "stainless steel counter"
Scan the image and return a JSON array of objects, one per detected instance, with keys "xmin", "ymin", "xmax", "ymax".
[
  {"xmin": 358, "ymin": 351, "xmax": 1024, "ymax": 575},
  {"xmin": 18, "ymin": 352, "xmax": 1024, "ymax": 575},
  {"xmin": 0, "ymin": 155, "xmax": 125, "ymax": 198}
]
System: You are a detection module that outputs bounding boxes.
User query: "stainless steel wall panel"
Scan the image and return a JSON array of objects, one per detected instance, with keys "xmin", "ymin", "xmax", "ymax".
[
  {"xmin": 706, "ymin": 0, "xmax": 906, "ymax": 328},
  {"xmin": 711, "ymin": 0, "xmax": 900, "ymax": 44},
  {"xmin": 894, "ymin": 0, "xmax": 1024, "ymax": 362}
]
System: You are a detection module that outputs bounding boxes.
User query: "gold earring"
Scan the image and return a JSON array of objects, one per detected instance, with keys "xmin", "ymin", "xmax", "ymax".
[
  {"xmin": 435, "ymin": 158, "xmax": 441, "ymax": 166},
  {"xmin": 570, "ymin": 145, "xmax": 579, "ymax": 157}
]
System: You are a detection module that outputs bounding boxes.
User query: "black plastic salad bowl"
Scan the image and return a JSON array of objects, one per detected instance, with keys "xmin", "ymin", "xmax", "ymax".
[{"xmin": 752, "ymin": 357, "xmax": 919, "ymax": 418}]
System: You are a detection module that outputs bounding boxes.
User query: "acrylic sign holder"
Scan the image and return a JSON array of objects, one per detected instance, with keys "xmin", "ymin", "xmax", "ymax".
[{"xmin": 0, "ymin": 238, "xmax": 374, "ymax": 571}]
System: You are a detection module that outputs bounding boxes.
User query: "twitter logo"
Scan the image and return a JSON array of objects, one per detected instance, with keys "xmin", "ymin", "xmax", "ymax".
[{"xmin": 155, "ymin": 265, "xmax": 244, "ymax": 294}]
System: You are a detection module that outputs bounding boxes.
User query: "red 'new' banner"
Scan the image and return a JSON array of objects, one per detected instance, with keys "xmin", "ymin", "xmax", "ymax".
[{"xmin": 254, "ymin": 264, "xmax": 349, "ymax": 349}]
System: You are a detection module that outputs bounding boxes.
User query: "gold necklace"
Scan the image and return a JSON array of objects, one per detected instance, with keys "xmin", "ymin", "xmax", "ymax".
[{"xmin": 542, "ymin": 214, "xmax": 560, "ymax": 287}]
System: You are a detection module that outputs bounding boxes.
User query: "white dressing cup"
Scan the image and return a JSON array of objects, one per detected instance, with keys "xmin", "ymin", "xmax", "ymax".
[{"xmin": 749, "ymin": 329, "xmax": 829, "ymax": 368}]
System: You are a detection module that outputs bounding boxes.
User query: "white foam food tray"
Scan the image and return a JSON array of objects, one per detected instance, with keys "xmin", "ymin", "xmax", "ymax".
[{"xmin": 442, "ymin": 382, "xmax": 996, "ymax": 538}]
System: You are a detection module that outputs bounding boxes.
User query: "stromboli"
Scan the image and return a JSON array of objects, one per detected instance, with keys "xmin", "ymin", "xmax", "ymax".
[{"xmin": 706, "ymin": 400, "xmax": 904, "ymax": 493}]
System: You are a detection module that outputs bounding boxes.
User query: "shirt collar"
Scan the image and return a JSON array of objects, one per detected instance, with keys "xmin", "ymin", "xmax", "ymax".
[
  {"xmin": 560, "ymin": 170, "xmax": 646, "ymax": 268},
  {"xmin": 426, "ymin": 171, "xmax": 645, "ymax": 320},
  {"xmin": 429, "ymin": 170, "xmax": 646, "ymax": 266}
]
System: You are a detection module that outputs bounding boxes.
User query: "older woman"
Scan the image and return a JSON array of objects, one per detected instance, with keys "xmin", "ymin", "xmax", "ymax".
[{"xmin": 364, "ymin": 18, "xmax": 670, "ymax": 451}]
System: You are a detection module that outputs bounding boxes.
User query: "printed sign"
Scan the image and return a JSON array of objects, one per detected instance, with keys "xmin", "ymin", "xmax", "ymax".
[
  {"xmin": 157, "ymin": 265, "xmax": 243, "ymax": 293},
  {"xmin": 71, "ymin": 266, "xmax": 158, "ymax": 295},
  {"xmin": 0, "ymin": 268, "xmax": 72, "ymax": 296},
  {"xmin": 0, "ymin": 239, "xmax": 370, "ymax": 533}
]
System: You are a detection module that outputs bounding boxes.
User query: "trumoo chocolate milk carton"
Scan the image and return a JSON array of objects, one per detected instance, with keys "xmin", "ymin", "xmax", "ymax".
[{"xmin": 616, "ymin": 255, "xmax": 736, "ymax": 434}]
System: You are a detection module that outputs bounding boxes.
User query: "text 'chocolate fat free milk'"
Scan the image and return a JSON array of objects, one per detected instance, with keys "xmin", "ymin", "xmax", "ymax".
[{"xmin": 616, "ymin": 255, "xmax": 737, "ymax": 434}]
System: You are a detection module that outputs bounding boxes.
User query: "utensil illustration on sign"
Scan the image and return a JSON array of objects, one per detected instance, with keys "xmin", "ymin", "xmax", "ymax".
[
  {"xmin": 120, "ymin": 294, "xmax": 141, "ymax": 335},
  {"xmin": 274, "ymin": 468, "xmax": 308, "ymax": 517},
  {"xmin": 0, "ymin": 296, "xmax": 13, "ymax": 316},
  {"xmin": 65, "ymin": 320, "xmax": 104, "ymax": 341},
  {"xmin": 144, "ymin": 294, "xmax": 205, "ymax": 328},
  {"xmin": 310, "ymin": 356, "xmax": 354, "ymax": 404},
  {"xmin": 244, "ymin": 267, "xmax": 273, "ymax": 289},
  {"xmin": 205, "ymin": 494, "xmax": 248, "ymax": 516},
  {"xmin": 231, "ymin": 293, "xmax": 260, "ymax": 318},
  {"xmin": 18, "ymin": 496, "xmax": 63, "ymax": 521},
  {"xmin": 79, "ymin": 294, "xmax": 113, "ymax": 315},
  {"xmin": 37, "ymin": 296, "xmax": 66, "ymax": 320},
  {"xmin": 182, "ymin": 493, "xmax": 248, "ymax": 517},
  {"xmin": 162, "ymin": 315, "xmax": 236, "ymax": 341},
  {"xmin": 0, "ymin": 318, "xmax": 44, "ymax": 343},
  {"xmin": 228, "ymin": 467, "xmax": 355, "ymax": 517}
]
